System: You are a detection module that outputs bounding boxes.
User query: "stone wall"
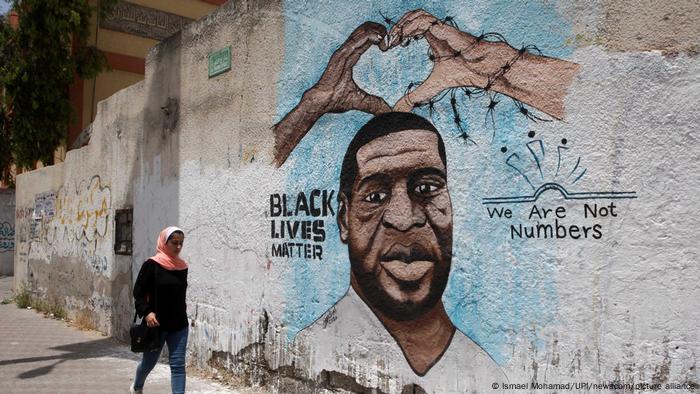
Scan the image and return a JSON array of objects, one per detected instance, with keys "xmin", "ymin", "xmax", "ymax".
[{"xmin": 14, "ymin": 0, "xmax": 700, "ymax": 392}]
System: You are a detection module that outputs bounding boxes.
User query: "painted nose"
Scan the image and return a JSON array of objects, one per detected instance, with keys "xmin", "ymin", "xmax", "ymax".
[{"xmin": 381, "ymin": 186, "xmax": 426, "ymax": 231}]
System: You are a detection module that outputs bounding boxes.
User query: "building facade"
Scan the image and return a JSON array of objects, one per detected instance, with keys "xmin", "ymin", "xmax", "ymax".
[{"xmin": 68, "ymin": 0, "xmax": 225, "ymax": 149}]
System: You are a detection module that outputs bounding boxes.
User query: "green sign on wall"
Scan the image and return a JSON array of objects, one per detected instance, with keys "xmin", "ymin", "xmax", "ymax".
[{"xmin": 208, "ymin": 47, "xmax": 231, "ymax": 78}]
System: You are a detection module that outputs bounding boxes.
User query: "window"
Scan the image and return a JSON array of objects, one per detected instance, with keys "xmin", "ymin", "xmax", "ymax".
[{"xmin": 114, "ymin": 209, "xmax": 133, "ymax": 255}]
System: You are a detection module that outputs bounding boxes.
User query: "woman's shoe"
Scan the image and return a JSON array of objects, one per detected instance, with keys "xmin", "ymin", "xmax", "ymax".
[{"xmin": 130, "ymin": 383, "xmax": 143, "ymax": 393}]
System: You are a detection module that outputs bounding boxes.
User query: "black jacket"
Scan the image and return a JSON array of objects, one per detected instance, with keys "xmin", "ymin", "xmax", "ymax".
[{"xmin": 133, "ymin": 259, "xmax": 188, "ymax": 331}]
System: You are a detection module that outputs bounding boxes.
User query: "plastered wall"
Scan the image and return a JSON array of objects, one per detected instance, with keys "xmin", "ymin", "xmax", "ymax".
[
  {"xmin": 14, "ymin": 80, "xmax": 143, "ymax": 336},
  {"xmin": 14, "ymin": 0, "xmax": 699, "ymax": 392},
  {"xmin": 0, "ymin": 189, "xmax": 15, "ymax": 276}
]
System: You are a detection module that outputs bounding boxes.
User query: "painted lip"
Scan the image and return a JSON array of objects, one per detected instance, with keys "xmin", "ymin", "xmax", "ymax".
[
  {"xmin": 380, "ymin": 243, "xmax": 436, "ymax": 282},
  {"xmin": 381, "ymin": 260, "xmax": 433, "ymax": 282}
]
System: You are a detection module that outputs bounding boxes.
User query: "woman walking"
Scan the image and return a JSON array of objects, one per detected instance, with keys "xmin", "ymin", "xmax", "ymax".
[{"xmin": 131, "ymin": 226, "xmax": 189, "ymax": 394}]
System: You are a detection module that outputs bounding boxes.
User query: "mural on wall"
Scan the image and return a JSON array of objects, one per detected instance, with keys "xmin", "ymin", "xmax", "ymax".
[
  {"xmin": 484, "ymin": 132, "xmax": 637, "ymax": 241},
  {"xmin": 272, "ymin": 10, "xmax": 579, "ymax": 167},
  {"xmin": 264, "ymin": 6, "xmax": 602, "ymax": 390},
  {"xmin": 0, "ymin": 222, "xmax": 14, "ymax": 253},
  {"xmin": 21, "ymin": 176, "xmax": 112, "ymax": 275},
  {"xmin": 290, "ymin": 112, "xmax": 507, "ymax": 382}
]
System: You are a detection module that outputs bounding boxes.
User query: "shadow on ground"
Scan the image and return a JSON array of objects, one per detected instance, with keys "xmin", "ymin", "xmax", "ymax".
[{"xmin": 0, "ymin": 336, "xmax": 137, "ymax": 380}]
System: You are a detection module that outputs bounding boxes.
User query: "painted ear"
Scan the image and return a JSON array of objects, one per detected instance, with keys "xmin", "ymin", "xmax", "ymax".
[{"xmin": 337, "ymin": 193, "xmax": 350, "ymax": 243}]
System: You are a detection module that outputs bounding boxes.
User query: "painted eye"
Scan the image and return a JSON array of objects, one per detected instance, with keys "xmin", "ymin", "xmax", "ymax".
[
  {"xmin": 415, "ymin": 184, "xmax": 438, "ymax": 195},
  {"xmin": 363, "ymin": 192, "xmax": 387, "ymax": 203}
]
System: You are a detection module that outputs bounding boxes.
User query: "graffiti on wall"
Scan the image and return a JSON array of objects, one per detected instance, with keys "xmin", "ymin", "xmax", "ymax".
[
  {"xmin": 14, "ymin": 207, "xmax": 33, "ymax": 258},
  {"xmin": 17, "ymin": 176, "xmax": 112, "ymax": 275},
  {"xmin": 33, "ymin": 191, "xmax": 56, "ymax": 219},
  {"xmin": 46, "ymin": 175, "xmax": 112, "ymax": 246},
  {"xmin": 0, "ymin": 222, "xmax": 14, "ymax": 252},
  {"xmin": 269, "ymin": 190, "xmax": 334, "ymax": 260},
  {"xmin": 266, "ymin": 2, "xmax": 635, "ymax": 392}
]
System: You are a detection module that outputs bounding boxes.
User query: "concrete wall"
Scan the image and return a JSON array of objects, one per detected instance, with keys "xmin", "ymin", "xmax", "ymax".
[
  {"xmin": 14, "ymin": 80, "xmax": 143, "ymax": 336},
  {"xmin": 15, "ymin": 0, "xmax": 700, "ymax": 392},
  {"xmin": 0, "ymin": 189, "xmax": 15, "ymax": 276}
]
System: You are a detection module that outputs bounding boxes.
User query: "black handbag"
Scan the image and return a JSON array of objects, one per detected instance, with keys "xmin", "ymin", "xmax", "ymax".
[{"xmin": 130, "ymin": 313, "xmax": 160, "ymax": 352}]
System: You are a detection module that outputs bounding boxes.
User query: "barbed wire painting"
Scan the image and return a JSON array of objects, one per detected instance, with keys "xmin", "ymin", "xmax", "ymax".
[{"xmin": 272, "ymin": 9, "xmax": 579, "ymax": 168}]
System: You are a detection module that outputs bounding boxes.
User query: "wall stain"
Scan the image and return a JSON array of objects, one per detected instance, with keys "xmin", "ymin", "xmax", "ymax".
[
  {"xmin": 206, "ymin": 310, "xmax": 397, "ymax": 393},
  {"xmin": 651, "ymin": 337, "xmax": 671, "ymax": 385}
]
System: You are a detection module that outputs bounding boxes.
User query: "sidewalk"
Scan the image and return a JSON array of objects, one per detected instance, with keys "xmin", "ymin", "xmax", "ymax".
[{"xmin": 0, "ymin": 276, "xmax": 243, "ymax": 393}]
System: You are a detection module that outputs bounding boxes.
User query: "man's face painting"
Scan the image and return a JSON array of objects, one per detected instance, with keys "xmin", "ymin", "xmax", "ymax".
[{"xmin": 339, "ymin": 129, "xmax": 453, "ymax": 321}]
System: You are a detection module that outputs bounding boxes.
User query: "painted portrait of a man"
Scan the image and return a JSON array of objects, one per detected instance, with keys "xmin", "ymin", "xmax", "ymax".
[
  {"xmin": 269, "ymin": 8, "xmax": 579, "ymax": 392},
  {"xmin": 292, "ymin": 112, "xmax": 505, "ymax": 391}
]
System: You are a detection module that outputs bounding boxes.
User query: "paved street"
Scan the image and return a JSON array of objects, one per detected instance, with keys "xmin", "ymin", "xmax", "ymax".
[{"xmin": 0, "ymin": 276, "xmax": 241, "ymax": 393}]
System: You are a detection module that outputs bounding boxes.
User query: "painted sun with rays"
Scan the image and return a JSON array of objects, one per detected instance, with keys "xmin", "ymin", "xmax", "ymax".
[{"xmin": 484, "ymin": 131, "xmax": 637, "ymax": 205}]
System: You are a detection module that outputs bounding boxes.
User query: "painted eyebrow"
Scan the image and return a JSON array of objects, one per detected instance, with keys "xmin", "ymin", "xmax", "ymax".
[
  {"xmin": 356, "ymin": 173, "xmax": 391, "ymax": 191},
  {"xmin": 408, "ymin": 167, "xmax": 447, "ymax": 182},
  {"xmin": 362, "ymin": 146, "xmax": 430, "ymax": 163}
]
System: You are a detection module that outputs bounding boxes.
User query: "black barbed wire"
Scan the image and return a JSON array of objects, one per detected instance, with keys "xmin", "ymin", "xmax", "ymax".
[
  {"xmin": 518, "ymin": 44, "xmax": 543, "ymax": 57},
  {"xmin": 512, "ymin": 98, "xmax": 551, "ymax": 123},
  {"xmin": 388, "ymin": 13, "xmax": 552, "ymax": 141},
  {"xmin": 379, "ymin": 10, "xmax": 395, "ymax": 26},
  {"xmin": 450, "ymin": 89, "xmax": 476, "ymax": 145},
  {"xmin": 441, "ymin": 15, "xmax": 459, "ymax": 29},
  {"xmin": 414, "ymin": 89, "xmax": 449, "ymax": 125},
  {"xmin": 403, "ymin": 80, "xmax": 423, "ymax": 109},
  {"xmin": 462, "ymin": 87, "xmax": 486, "ymax": 99},
  {"xmin": 485, "ymin": 93, "xmax": 500, "ymax": 132}
]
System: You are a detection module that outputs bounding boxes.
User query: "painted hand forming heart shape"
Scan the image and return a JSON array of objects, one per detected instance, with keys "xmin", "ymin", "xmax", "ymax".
[{"xmin": 272, "ymin": 9, "xmax": 580, "ymax": 168}]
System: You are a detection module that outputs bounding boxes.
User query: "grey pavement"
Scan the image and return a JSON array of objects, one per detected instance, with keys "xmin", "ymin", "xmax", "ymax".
[{"xmin": 0, "ymin": 275, "xmax": 244, "ymax": 393}]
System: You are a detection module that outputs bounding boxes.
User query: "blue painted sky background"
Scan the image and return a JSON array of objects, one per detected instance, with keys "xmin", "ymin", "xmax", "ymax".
[{"xmin": 277, "ymin": 0, "xmax": 574, "ymax": 365}]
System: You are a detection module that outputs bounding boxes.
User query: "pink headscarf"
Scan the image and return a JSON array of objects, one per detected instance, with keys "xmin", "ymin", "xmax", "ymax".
[{"xmin": 150, "ymin": 226, "xmax": 188, "ymax": 270}]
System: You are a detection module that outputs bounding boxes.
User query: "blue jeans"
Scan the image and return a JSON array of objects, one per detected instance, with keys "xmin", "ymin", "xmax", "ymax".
[{"xmin": 133, "ymin": 326, "xmax": 188, "ymax": 394}]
